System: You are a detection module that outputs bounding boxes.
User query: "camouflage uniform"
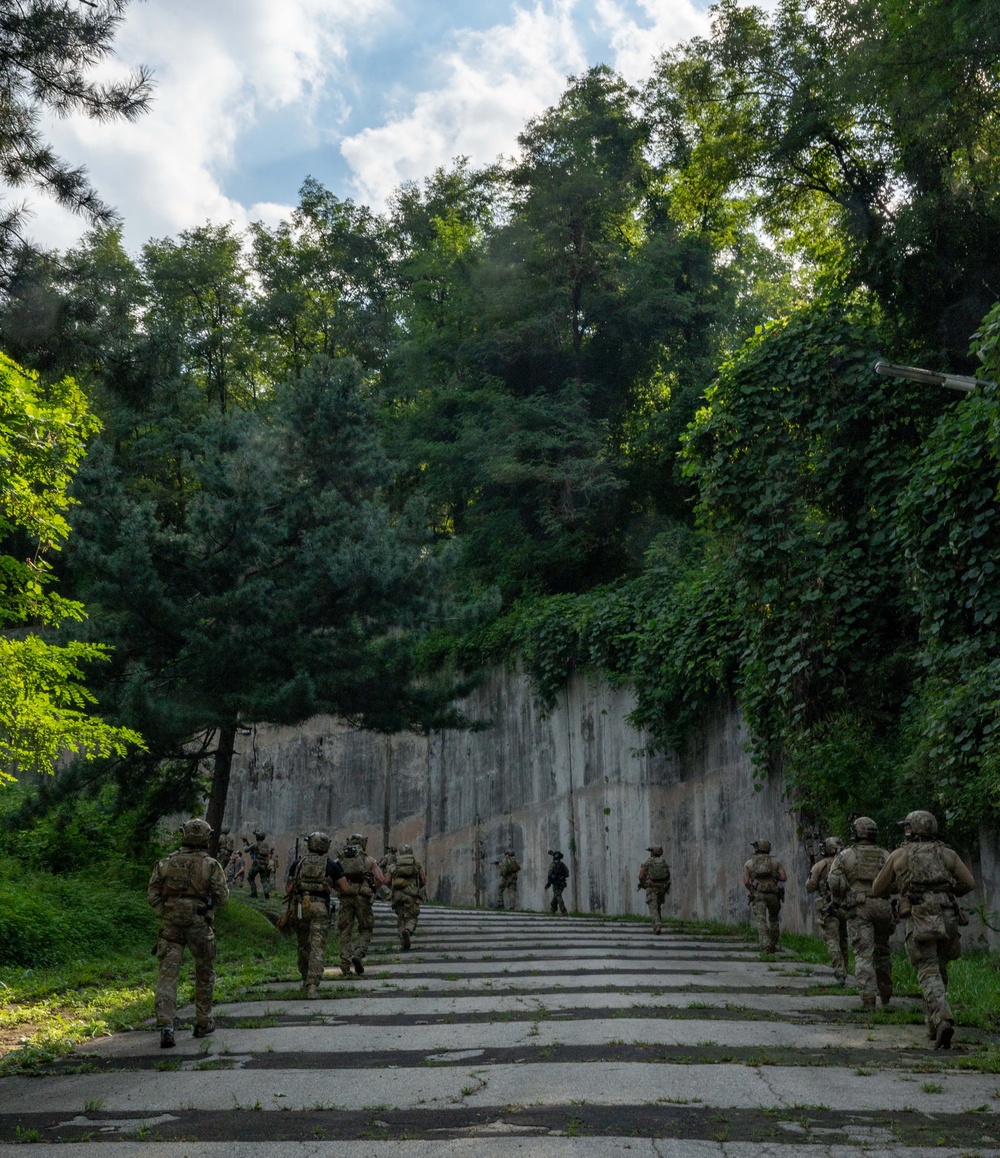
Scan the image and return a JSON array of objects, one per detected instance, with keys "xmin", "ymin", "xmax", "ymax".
[
  {"xmin": 218, "ymin": 829, "xmax": 235, "ymax": 865},
  {"xmin": 388, "ymin": 844, "xmax": 426, "ymax": 950},
  {"xmin": 638, "ymin": 845, "xmax": 671, "ymax": 934},
  {"xmin": 497, "ymin": 850, "xmax": 520, "ymax": 910},
  {"xmin": 828, "ymin": 819, "xmax": 893, "ymax": 1007},
  {"xmin": 546, "ymin": 851, "xmax": 569, "ymax": 914},
  {"xmin": 246, "ymin": 829, "xmax": 272, "ymax": 898},
  {"xmin": 288, "ymin": 832, "xmax": 344, "ymax": 998},
  {"xmin": 743, "ymin": 840, "xmax": 786, "ymax": 952},
  {"xmin": 147, "ymin": 819, "xmax": 229, "ymax": 1047},
  {"xmin": 806, "ymin": 837, "xmax": 848, "ymax": 984},
  {"xmin": 873, "ymin": 810, "xmax": 975, "ymax": 1048},
  {"xmin": 337, "ymin": 835, "xmax": 385, "ymax": 975}
]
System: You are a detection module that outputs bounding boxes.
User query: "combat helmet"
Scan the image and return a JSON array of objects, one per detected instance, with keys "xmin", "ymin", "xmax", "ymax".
[
  {"xmin": 307, "ymin": 831, "xmax": 331, "ymax": 854},
  {"xmin": 851, "ymin": 816, "xmax": 878, "ymax": 842},
  {"xmin": 350, "ymin": 832, "xmax": 368, "ymax": 849},
  {"xmin": 550, "ymin": 850, "xmax": 564, "ymax": 860},
  {"xmin": 822, "ymin": 836, "xmax": 843, "ymax": 857},
  {"xmin": 400, "ymin": 843, "xmax": 413, "ymax": 854},
  {"xmin": 647, "ymin": 845, "xmax": 664, "ymax": 856},
  {"xmin": 753, "ymin": 839, "xmax": 771, "ymax": 854},
  {"xmin": 181, "ymin": 818, "xmax": 211, "ymax": 848},
  {"xmin": 504, "ymin": 848, "xmax": 515, "ymax": 856},
  {"xmin": 253, "ymin": 828, "xmax": 266, "ymax": 841},
  {"xmin": 899, "ymin": 810, "xmax": 938, "ymax": 838}
]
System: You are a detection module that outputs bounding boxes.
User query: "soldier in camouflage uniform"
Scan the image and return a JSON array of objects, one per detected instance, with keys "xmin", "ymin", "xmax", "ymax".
[
  {"xmin": 828, "ymin": 817, "xmax": 893, "ymax": 1009},
  {"xmin": 806, "ymin": 836, "xmax": 848, "ymax": 985},
  {"xmin": 337, "ymin": 833, "xmax": 386, "ymax": 975},
  {"xmin": 545, "ymin": 850, "xmax": 569, "ymax": 914},
  {"xmin": 873, "ymin": 810, "xmax": 975, "ymax": 1048},
  {"xmin": 497, "ymin": 849, "xmax": 520, "ymax": 910},
  {"xmin": 147, "ymin": 818, "xmax": 229, "ymax": 1048},
  {"xmin": 638, "ymin": 845, "xmax": 671, "ymax": 934},
  {"xmin": 246, "ymin": 828, "xmax": 273, "ymax": 898},
  {"xmin": 386, "ymin": 843, "xmax": 427, "ymax": 950},
  {"xmin": 377, "ymin": 846, "xmax": 396, "ymax": 902},
  {"xmin": 218, "ymin": 828, "xmax": 235, "ymax": 866},
  {"xmin": 743, "ymin": 840, "xmax": 787, "ymax": 952},
  {"xmin": 286, "ymin": 832, "xmax": 348, "ymax": 998}
]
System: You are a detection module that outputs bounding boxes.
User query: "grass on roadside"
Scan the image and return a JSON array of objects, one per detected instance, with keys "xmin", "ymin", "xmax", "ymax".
[{"xmin": 0, "ymin": 892, "xmax": 300, "ymax": 1075}]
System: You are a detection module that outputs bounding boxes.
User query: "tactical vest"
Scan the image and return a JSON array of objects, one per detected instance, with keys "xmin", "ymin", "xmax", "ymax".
[
  {"xmin": 393, "ymin": 851, "xmax": 416, "ymax": 878},
  {"xmin": 501, "ymin": 858, "xmax": 519, "ymax": 879},
  {"xmin": 162, "ymin": 850, "xmax": 212, "ymax": 900},
  {"xmin": 340, "ymin": 848, "xmax": 367, "ymax": 883},
  {"xmin": 295, "ymin": 853, "xmax": 329, "ymax": 895},
  {"xmin": 748, "ymin": 853, "xmax": 779, "ymax": 893},
  {"xmin": 901, "ymin": 841, "xmax": 953, "ymax": 898},
  {"xmin": 847, "ymin": 845, "xmax": 887, "ymax": 888},
  {"xmin": 254, "ymin": 843, "xmax": 271, "ymax": 867},
  {"xmin": 550, "ymin": 861, "xmax": 569, "ymax": 887},
  {"xmin": 646, "ymin": 857, "xmax": 670, "ymax": 884}
]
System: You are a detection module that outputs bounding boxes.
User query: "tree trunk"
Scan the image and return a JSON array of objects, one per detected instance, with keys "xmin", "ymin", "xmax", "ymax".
[{"xmin": 206, "ymin": 720, "xmax": 237, "ymax": 859}]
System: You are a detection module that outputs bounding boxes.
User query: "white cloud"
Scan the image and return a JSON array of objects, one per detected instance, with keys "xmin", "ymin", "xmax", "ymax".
[
  {"xmin": 24, "ymin": 0, "xmax": 393, "ymax": 251},
  {"xmin": 339, "ymin": 0, "xmax": 711, "ymax": 210},
  {"xmin": 340, "ymin": 0, "xmax": 589, "ymax": 208},
  {"xmin": 596, "ymin": 0, "xmax": 709, "ymax": 84}
]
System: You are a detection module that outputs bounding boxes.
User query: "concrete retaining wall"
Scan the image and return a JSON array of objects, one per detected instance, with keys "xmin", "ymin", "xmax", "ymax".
[{"xmin": 223, "ymin": 667, "xmax": 820, "ymax": 932}]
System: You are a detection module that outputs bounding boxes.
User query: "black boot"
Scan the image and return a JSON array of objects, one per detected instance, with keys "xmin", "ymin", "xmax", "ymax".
[{"xmin": 160, "ymin": 1027, "xmax": 175, "ymax": 1049}]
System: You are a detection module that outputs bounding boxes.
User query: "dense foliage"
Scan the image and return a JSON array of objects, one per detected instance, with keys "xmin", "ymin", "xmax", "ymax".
[
  {"xmin": 3, "ymin": 3, "xmax": 1000, "ymax": 850},
  {"xmin": 0, "ymin": 352, "xmax": 141, "ymax": 782}
]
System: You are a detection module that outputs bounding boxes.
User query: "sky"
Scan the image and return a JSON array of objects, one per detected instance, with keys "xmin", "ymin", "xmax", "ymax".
[{"xmin": 27, "ymin": 0, "xmax": 711, "ymax": 254}]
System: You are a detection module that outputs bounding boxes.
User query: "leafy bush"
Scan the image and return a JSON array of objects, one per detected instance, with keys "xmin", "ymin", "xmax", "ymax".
[{"xmin": 0, "ymin": 861, "xmax": 157, "ymax": 968}]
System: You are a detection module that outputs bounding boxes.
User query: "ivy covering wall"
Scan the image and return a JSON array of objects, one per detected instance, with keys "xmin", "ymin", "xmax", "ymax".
[{"xmin": 441, "ymin": 301, "xmax": 1000, "ymax": 844}]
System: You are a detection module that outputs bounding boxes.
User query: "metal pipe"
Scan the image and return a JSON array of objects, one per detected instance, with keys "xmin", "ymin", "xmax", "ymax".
[{"xmin": 874, "ymin": 361, "xmax": 993, "ymax": 394}]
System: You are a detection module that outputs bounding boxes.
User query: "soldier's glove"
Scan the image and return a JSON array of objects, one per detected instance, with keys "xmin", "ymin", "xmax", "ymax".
[
  {"xmin": 777, "ymin": 886, "xmax": 786, "ymax": 903},
  {"xmin": 637, "ymin": 882, "xmax": 645, "ymax": 891}
]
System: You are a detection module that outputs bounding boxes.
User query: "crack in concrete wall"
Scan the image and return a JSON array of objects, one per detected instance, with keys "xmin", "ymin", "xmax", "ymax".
[{"xmin": 221, "ymin": 666, "xmax": 996, "ymax": 938}]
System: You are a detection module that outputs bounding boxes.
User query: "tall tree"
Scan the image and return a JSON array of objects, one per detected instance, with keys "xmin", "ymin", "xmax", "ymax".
[
  {"xmin": 68, "ymin": 355, "xmax": 455, "ymax": 848},
  {"xmin": 0, "ymin": 349, "xmax": 141, "ymax": 782},
  {"xmin": 646, "ymin": 0, "xmax": 1000, "ymax": 363},
  {"xmin": 0, "ymin": 0, "xmax": 151, "ymax": 270}
]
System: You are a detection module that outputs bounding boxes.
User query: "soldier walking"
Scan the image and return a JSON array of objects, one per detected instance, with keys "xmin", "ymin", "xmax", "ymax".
[
  {"xmin": 743, "ymin": 840, "xmax": 786, "ymax": 952},
  {"xmin": 496, "ymin": 848, "xmax": 520, "ymax": 910},
  {"xmin": 285, "ymin": 831, "xmax": 349, "ymax": 998},
  {"xmin": 246, "ymin": 828, "xmax": 273, "ymax": 898},
  {"xmin": 545, "ymin": 850, "xmax": 570, "ymax": 914},
  {"xmin": 873, "ymin": 810, "xmax": 975, "ymax": 1049},
  {"xmin": 827, "ymin": 817, "xmax": 893, "ymax": 1008},
  {"xmin": 638, "ymin": 845, "xmax": 671, "ymax": 934},
  {"xmin": 147, "ymin": 819, "xmax": 229, "ymax": 1048},
  {"xmin": 217, "ymin": 828, "xmax": 235, "ymax": 867},
  {"xmin": 337, "ymin": 832, "xmax": 386, "ymax": 975},
  {"xmin": 387, "ymin": 843, "xmax": 427, "ymax": 950},
  {"xmin": 806, "ymin": 836, "xmax": 848, "ymax": 985}
]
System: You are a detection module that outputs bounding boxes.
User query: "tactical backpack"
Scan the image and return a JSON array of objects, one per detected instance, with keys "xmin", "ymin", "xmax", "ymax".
[
  {"xmin": 903, "ymin": 841, "xmax": 952, "ymax": 897},
  {"xmin": 748, "ymin": 853, "xmax": 778, "ymax": 893},
  {"xmin": 295, "ymin": 852, "xmax": 329, "ymax": 894},
  {"xmin": 340, "ymin": 847, "xmax": 367, "ymax": 883},
  {"xmin": 162, "ymin": 850, "xmax": 211, "ymax": 900},
  {"xmin": 393, "ymin": 850, "xmax": 416, "ymax": 879},
  {"xmin": 846, "ymin": 846, "xmax": 887, "ymax": 894},
  {"xmin": 646, "ymin": 857, "xmax": 671, "ymax": 885}
]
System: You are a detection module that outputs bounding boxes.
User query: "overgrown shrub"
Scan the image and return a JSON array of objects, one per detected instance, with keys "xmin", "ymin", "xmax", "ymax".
[{"xmin": 0, "ymin": 862, "xmax": 157, "ymax": 968}]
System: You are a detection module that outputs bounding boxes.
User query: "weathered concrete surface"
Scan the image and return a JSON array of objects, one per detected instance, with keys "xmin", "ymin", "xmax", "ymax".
[
  {"xmin": 2, "ymin": 905, "xmax": 997, "ymax": 1155},
  {"xmin": 223, "ymin": 668, "xmax": 993, "ymax": 935},
  {"xmin": 224, "ymin": 673, "xmax": 821, "ymax": 930}
]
